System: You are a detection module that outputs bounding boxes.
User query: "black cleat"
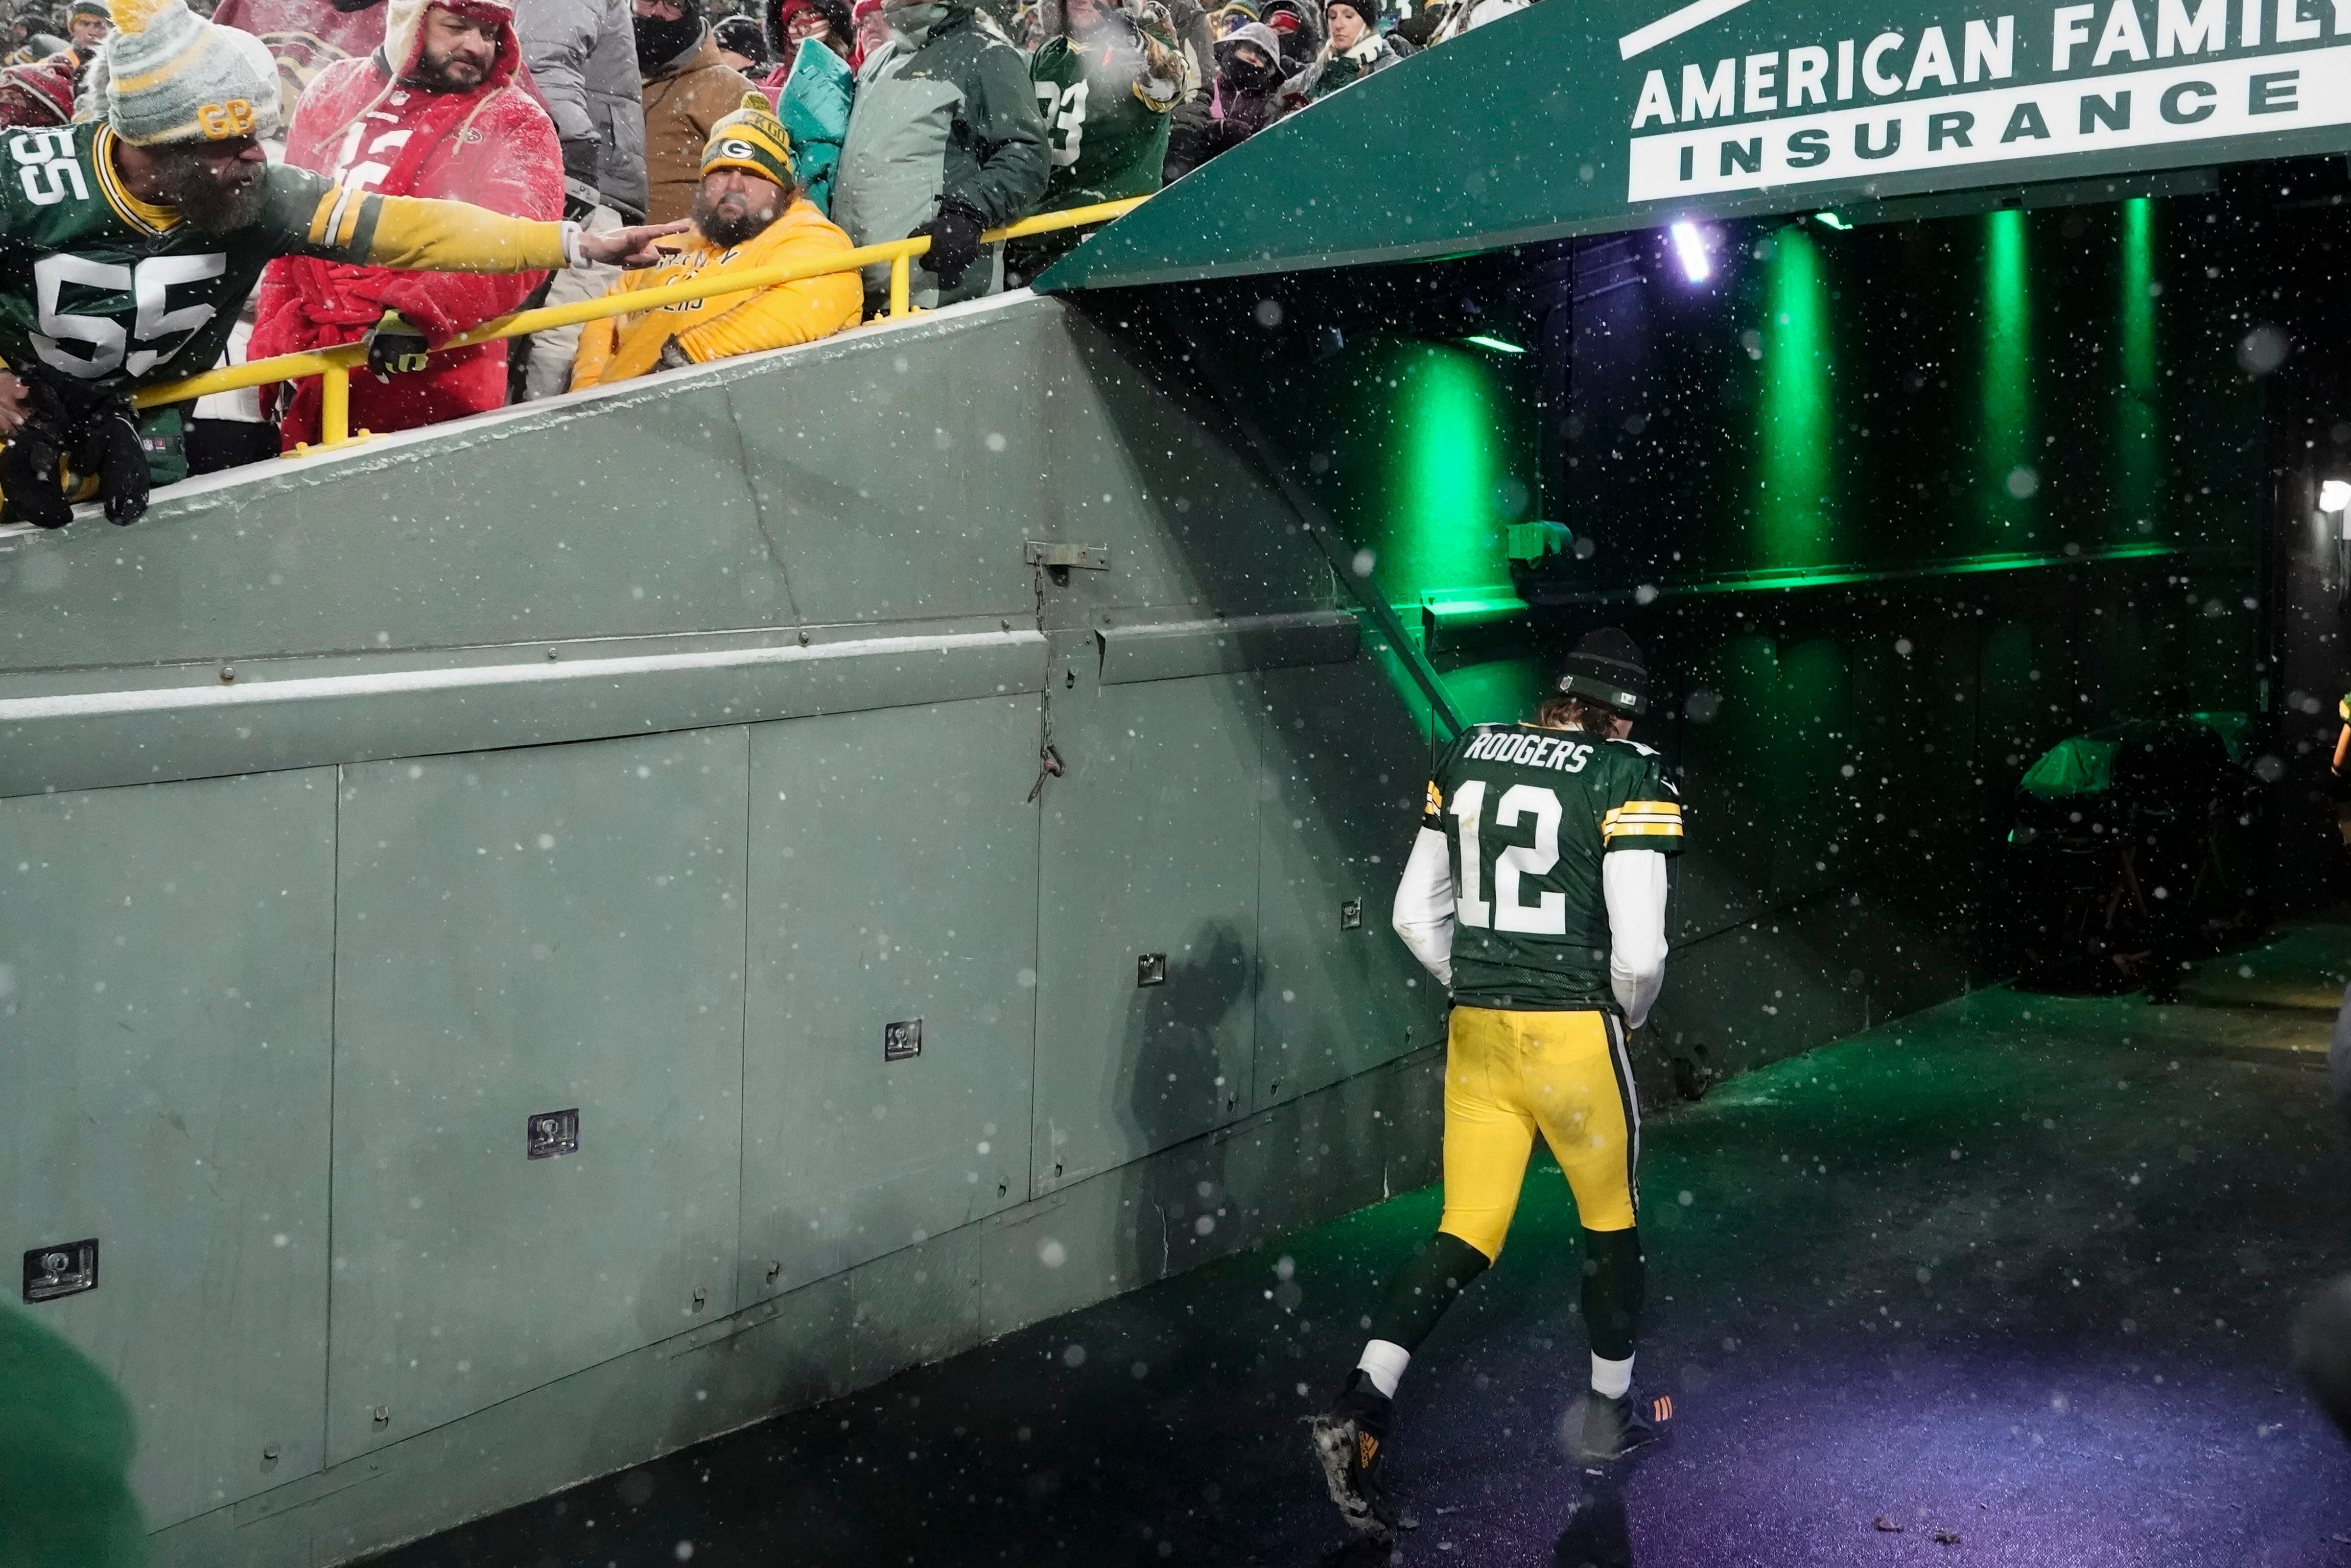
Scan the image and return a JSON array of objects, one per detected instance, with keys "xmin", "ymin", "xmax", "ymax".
[
  {"xmin": 1308, "ymin": 1371, "xmax": 1396, "ymax": 1538},
  {"xmin": 1561, "ymin": 1389, "xmax": 1673, "ymax": 1464}
]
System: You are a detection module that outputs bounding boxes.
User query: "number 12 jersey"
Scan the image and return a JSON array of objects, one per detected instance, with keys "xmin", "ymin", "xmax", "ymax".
[{"xmin": 1423, "ymin": 723, "xmax": 1685, "ymax": 1013}]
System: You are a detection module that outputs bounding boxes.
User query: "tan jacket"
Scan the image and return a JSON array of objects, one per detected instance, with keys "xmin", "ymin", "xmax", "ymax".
[{"xmin": 640, "ymin": 30, "xmax": 755, "ymax": 224}]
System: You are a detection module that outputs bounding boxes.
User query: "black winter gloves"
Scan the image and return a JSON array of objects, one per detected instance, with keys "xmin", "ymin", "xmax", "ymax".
[
  {"xmin": 93, "ymin": 405, "xmax": 148, "ymax": 525},
  {"xmin": 0, "ymin": 379, "xmax": 147, "ymax": 529},
  {"xmin": 912, "ymin": 197, "xmax": 989, "ymax": 288},
  {"xmin": 366, "ymin": 314, "xmax": 433, "ymax": 383}
]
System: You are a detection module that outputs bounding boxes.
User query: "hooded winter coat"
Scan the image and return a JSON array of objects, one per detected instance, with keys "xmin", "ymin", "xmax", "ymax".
[
  {"xmin": 1256, "ymin": 0, "xmax": 1316, "ymax": 70},
  {"xmin": 1162, "ymin": 18, "xmax": 1278, "ymax": 178},
  {"xmin": 512, "ymin": 0, "xmax": 648, "ymax": 213},
  {"xmin": 248, "ymin": 0, "xmax": 564, "ymax": 448},
  {"xmin": 641, "ymin": 25, "xmax": 756, "ymax": 222},
  {"xmin": 828, "ymin": 1, "xmax": 1047, "ymax": 307}
]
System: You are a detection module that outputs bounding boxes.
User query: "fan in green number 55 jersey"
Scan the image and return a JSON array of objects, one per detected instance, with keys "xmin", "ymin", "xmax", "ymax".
[{"xmin": 0, "ymin": 0, "xmax": 683, "ymax": 529}]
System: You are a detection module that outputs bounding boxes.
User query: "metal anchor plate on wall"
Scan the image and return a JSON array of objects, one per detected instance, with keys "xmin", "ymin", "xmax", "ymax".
[
  {"xmin": 1022, "ymin": 541, "xmax": 1112, "ymax": 572},
  {"xmin": 22, "ymin": 1238, "xmax": 98, "ymax": 1302}
]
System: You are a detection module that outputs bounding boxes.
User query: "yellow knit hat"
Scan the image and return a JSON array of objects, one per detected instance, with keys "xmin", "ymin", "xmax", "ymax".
[{"xmin": 700, "ymin": 91, "xmax": 794, "ymax": 188}]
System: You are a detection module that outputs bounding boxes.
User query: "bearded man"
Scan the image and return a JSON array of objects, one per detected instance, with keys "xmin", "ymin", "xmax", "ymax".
[
  {"xmin": 249, "ymin": 0, "xmax": 563, "ymax": 448},
  {"xmin": 0, "ymin": 0, "xmax": 681, "ymax": 528},
  {"xmin": 569, "ymin": 91, "xmax": 859, "ymax": 388}
]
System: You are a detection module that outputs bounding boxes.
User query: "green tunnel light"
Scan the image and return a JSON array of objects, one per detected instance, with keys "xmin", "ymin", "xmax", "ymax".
[
  {"xmin": 1462, "ymin": 334, "xmax": 1527, "ymax": 354},
  {"xmin": 1813, "ymin": 211, "xmax": 1851, "ymax": 230},
  {"xmin": 1756, "ymin": 223, "xmax": 1835, "ymax": 568},
  {"xmin": 1981, "ymin": 208, "xmax": 2033, "ymax": 543}
]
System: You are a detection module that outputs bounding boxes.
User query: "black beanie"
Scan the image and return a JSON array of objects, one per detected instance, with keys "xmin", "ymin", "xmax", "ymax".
[
  {"xmin": 1556, "ymin": 628, "xmax": 1651, "ymax": 716},
  {"xmin": 715, "ymin": 13, "xmax": 770, "ymax": 63}
]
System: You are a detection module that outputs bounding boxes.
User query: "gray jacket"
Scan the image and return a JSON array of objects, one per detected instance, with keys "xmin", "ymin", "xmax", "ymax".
[
  {"xmin": 512, "ymin": 0, "xmax": 649, "ymax": 219},
  {"xmin": 830, "ymin": 6, "xmax": 1049, "ymax": 308}
]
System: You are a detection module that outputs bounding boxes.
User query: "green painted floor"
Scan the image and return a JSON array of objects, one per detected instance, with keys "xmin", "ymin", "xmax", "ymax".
[{"xmin": 375, "ymin": 923, "xmax": 2351, "ymax": 1567}]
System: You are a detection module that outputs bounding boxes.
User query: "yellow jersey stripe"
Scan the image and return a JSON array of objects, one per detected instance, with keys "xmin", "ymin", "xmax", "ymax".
[
  {"xmin": 1602, "ymin": 821, "xmax": 1684, "ymax": 841},
  {"xmin": 92, "ymin": 127, "xmax": 178, "ymax": 235},
  {"xmin": 1603, "ymin": 800, "xmax": 1682, "ymax": 820}
]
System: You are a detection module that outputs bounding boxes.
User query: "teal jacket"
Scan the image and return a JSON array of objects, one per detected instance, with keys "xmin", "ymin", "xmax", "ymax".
[{"xmin": 775, "ymin": 36, "xmax": 855, "ymax": 215}]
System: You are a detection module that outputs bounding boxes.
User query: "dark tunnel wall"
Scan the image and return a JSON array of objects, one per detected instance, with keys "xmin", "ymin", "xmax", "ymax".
[
  {"xmin": 1076, "ymin": 165, "xmax": 2351, "ymax": 1071},
  {"xmin": 1556, "ymin": 199, "xmax": 2258, "ymax": 579}
]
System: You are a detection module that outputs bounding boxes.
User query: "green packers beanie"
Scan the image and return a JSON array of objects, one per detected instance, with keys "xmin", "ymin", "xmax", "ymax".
[{"xmin": 104, "ymin": 0, "xmax": 280, "ymax": 146}]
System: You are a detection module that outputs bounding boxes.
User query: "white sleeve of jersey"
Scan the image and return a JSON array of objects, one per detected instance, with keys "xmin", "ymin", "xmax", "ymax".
[
  {"xmin": 1391, "ymin": 826, "xmax": 1455, "ymax": 987},
  {"xmin": 1604, "ymin": 848, "xmax": 1670, "ymax": 1030}
]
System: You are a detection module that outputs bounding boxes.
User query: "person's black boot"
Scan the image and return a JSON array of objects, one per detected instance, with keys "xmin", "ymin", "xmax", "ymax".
[
  {"xmin": 1307, "ymin": 1369, "xmax": 1396, "ymax": 1538},
  {"xmin": 1561, "ymin": 1388, "xmax": 1673, "ymax": 1463}
]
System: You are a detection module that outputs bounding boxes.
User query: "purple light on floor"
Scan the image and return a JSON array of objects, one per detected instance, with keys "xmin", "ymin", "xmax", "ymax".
[{"xmin": 1670, "ymin": 221, "xmax": 1711, "ymax": 283}]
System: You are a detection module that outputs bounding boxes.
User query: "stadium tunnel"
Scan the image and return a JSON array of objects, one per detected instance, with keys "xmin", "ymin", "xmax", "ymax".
[
  {"xmin": 10, "ymin": 0, "xmax": 2351, "ymax": 1562},
  {"xmin": 1038, "ymin": 6, "xmax": 2351, "ymax": 1027}
]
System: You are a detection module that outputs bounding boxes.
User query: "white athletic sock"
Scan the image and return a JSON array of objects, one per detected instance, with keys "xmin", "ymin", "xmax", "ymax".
[
  {"xmin": 1590, "ymin": 1353, "xmax": 1634, "ymax": 1399},
  {"xmin": 1355, "ymin": 1339, "xmax": 1411, "ymax": 1400}
]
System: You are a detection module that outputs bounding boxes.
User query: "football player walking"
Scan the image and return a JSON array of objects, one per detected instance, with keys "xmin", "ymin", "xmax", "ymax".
[{"xmin": 1311, "ymin": 629, "xmax": 1683, "ymax": 1538}]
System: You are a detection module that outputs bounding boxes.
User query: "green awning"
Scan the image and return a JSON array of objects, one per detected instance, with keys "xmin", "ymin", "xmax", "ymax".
[{"xmin": 1039, "ymin": 0, "xmax": 2351, "ymax": 292}]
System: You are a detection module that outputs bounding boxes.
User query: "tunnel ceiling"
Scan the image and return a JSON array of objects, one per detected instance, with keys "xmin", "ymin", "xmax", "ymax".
[{"xmin": 1039, "ymin": 0, "xmax": 2351, "ymax": 290}]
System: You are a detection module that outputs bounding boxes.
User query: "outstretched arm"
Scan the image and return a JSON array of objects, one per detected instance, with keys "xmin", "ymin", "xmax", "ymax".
[
  {"xmin": 1603, "ymin": 848, "xmax": 1668, "ymax": 1030},
  {"xmin": 1391, "ymin": 826, "xmax": 1455, "ymax": 987},
  {"xmin": 280, "ymin": 170, "xmax": 684, "ymax": 273},
  {"xmin": 349, "ymin": 195, "xmax": 685, "ymax": 272}
]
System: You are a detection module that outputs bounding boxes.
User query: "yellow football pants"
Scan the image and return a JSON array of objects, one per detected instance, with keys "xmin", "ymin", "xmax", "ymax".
[{"xmin": 1437, "ymin": 1005, "xmax": 1640, "ymax": 1260}]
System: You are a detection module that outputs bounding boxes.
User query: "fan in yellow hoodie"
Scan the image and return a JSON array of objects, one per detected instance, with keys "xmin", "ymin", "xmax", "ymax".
[{"xmin": 570, "ymin": 93, "xmax": 862, "ymax": 388}]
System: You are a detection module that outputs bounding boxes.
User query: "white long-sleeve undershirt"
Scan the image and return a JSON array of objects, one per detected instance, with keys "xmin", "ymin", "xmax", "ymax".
[
  {"xmin": 1390, "ymin": 826, "xmax": 1456, "ymax": 987},
  {"xmin": 1389, "ymin": 830, "xmax": 1670, "ymax": 1027},
  {"xmin": 1603, "ymin": 848, "xmax": 1670, "ymax": 1030}
]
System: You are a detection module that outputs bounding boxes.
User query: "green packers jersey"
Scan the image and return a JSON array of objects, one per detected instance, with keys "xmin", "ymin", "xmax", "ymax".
[
  {"xmin": 0, "ymin": 122, "xmax": 370, "ymax": 397},
  {"xmin": 1029, "ymin": 28, "xmax": 1174, "ymax": 208},
  {"xmin": 1426, "ymin": 723, "xmax": 1685, "ymax": 1013}
]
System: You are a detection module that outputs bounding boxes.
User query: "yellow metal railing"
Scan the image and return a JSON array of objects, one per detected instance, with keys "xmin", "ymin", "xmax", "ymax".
[{"xmin": 131, "ymin": 195, "xmax": 1147, "ymax": 453}]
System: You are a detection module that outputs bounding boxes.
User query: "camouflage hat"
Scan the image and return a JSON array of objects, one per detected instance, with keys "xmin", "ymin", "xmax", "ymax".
[{"xmin": 700, "ymin": 90, "xmax": 793, "ymax": 188}]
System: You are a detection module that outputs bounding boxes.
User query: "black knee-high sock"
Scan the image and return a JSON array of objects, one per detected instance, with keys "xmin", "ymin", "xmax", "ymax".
[
  {"xmin": 1367, "ymin": 1231, "xmax": 1493, "ymax": 1353},
  {"xmin": 1581, "ymin": 1226, "xmax": 1644, "ymax": 1362}
]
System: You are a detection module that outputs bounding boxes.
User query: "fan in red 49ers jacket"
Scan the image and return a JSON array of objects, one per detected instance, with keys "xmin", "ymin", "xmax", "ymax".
[{"xmin": 249, "ymin": 0, "xmax": 562, "ymax": 448}]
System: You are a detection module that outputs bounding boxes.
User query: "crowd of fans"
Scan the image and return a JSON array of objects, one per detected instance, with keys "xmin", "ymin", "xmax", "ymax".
[{"xmin": 0, "ymin": 0, "xmax": 1521, "ymax": 506}]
